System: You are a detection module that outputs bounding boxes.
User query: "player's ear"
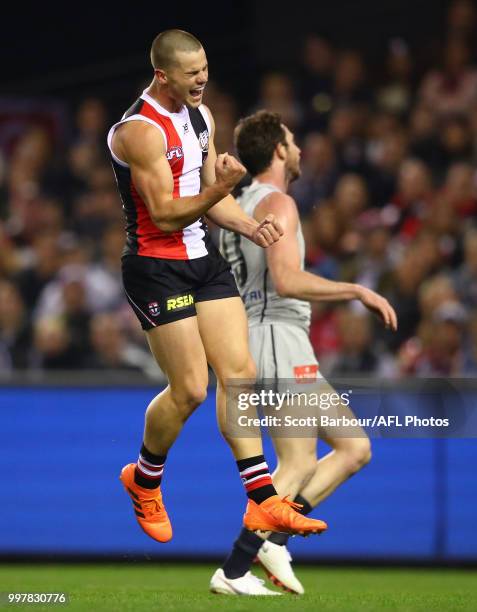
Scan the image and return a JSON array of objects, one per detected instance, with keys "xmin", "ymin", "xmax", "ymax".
[
  {"xmin": 276, "ymin": 142, "xmax": 287, "ymax": 161},
  {"xmin": 154, "ymin": 69, "xmax": 167, "ymax": 85}
]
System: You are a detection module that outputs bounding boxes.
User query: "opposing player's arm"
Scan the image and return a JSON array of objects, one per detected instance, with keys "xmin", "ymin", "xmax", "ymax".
[
  {"xmin": 255, "ymin": 193, "xmax": 397, "ymax": 330},
  {"xmin": 200, "ymin": 106, "xmax": 283, "ymax": 247},
  {"xmin": 112, "ymin": 120, "xmax": 243, "ymax": 233}
]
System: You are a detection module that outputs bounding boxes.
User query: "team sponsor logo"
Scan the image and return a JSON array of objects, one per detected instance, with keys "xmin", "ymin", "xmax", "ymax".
[
  {"xmin": 166, "ymin": 293, "xmax": 194, "ymax": 311},
  {"xmin": 148, "ymin": 301, "xmax": 161, "ymax": 317},
  {"xmin": 294, "ymin": 364, "xmax": 319, "ymax": 383},
  {"xmin": 198, "ymin": 130, "xmax": 209, "ymax": 152},
  {"xmin": 166, "ymin": 146, "xmax": 184, "ymax": 161}
]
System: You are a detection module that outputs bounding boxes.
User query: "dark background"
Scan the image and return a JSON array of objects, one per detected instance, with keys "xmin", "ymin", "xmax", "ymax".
[{"xmin": 1, "ymin": 0, "xmax": 450, "ymax": 108}]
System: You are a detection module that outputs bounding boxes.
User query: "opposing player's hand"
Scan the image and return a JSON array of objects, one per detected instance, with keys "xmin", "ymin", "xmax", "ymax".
[
  {"xmin": 252, "ymin": 214, "xmax": 284, "ymax": 248},
  {"xmin": 215, "ymin": 153, "xmax": 246, "ymax": 192},
  {"xmin": 357, "ymin": 286, "xmax": 398, "ymax": 331}
]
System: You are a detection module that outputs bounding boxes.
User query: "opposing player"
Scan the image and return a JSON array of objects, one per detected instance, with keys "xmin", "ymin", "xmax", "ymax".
[
  {"xmin": 107, "ymin": 31, "xmax": 328, "ymax": 553},
  {"xmin": 211, "ymin": 111, "xmax": 397, "ymax": 595}
]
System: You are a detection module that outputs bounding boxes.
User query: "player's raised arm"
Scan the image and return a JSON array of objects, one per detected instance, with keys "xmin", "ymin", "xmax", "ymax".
[
  {"xmin": 256, "ymin": 192, "xmax": 398, "ymax": 331},
  {"xmin": 112, "ymin": 120, "xmax": 245, "ymax": 233},
  {"xmin": 201, "ymin": 106, "xmax": 283, "ymax": 247}
]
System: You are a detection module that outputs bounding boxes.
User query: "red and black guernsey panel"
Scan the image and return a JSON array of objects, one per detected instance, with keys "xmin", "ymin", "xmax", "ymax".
[{"xmin": 110, "ymin": 98, "xmax": 209, "ymax": 260}]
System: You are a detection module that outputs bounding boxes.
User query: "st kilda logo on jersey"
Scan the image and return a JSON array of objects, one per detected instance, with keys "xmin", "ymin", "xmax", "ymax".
[
  {"xmin": 198, "ymin": 130, "xmax": 209, "ymax": 153},
  {"xmin": 148, "ymin": 302, "xmax": 161, "ymax": 317},
  {"xmin": 166, "ymin": 146, "xmax": 184, "ymax": 161}
]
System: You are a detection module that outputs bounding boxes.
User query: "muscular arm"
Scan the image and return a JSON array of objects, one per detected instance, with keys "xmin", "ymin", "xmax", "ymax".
[
  {"xmin": 111, "ymin": 120, "xmax": 235, "ymax": 233},
  {"xmin": 255, "ymin": 193, "xmax": 397, "ymax": 329}
]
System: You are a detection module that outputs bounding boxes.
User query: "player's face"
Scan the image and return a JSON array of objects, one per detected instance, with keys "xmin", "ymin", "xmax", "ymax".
[
  {"xmin": 167, "ymin": 48, "xmax": 208, "ymax": 108},
  {"xmin": 283, "ymin": 125, "xmax": 301, "ymax": 181}
]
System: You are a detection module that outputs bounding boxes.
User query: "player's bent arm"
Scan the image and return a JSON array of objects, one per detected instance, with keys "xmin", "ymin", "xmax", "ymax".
[
  {"xmin": 255, "ymin": 193, "xmax": 365, "ymax": 300},
  {"xmin": 255, "ymin": 193, "xmax": 356, "ymax": 300},
  {"xmin": 112, "ymin": 121, "xmax": 232, "ymax": 232},
  {"xmin": 255, "ymin": 193, "xmax": 397, "ymax": 329}
]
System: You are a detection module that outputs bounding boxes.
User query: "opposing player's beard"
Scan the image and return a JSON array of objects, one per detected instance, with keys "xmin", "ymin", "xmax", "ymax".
[{"xmin": 287, "ymin": 162, "xmax": 301, "ymax": 183}]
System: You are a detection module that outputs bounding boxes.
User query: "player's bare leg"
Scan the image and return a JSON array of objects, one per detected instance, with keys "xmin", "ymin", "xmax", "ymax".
[
  {"xmin": 225, "ymin": 392, "xmax": 371, "ymax": 593},
  {"xmin": 270, "ymin": 436, "xmax": 318, "ymax": 500},
  {"xmin": 196, "ymin": 297, "xmax": 261, "ymax": 459},
  {"xmin": 196, "ymin": 297, "xmax": 327, "ymax": 536},
  {"xmin": 120, "ymin": 315, "xmax": 209, "ymax": 543},
  {"xmin": 143, "ymin": 317, "xmax": 209, "ymax": 454},
  {"xmin": 257, "ymin": 399, "xmax": 371, "ymax": 593},
  {"xmin": 298, "ymin": 435, "xmax": 371, "ymax": 507}
]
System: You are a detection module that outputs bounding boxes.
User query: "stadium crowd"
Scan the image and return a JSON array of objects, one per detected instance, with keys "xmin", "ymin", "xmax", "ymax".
[{"xmin": 1, "ymin": 0, "xmax": 477, "ymax": 378}]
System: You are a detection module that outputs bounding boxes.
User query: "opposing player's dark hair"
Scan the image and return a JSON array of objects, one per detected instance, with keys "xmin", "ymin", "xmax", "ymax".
[{"xmin": 234, "ymin": 111, "xmax": 287, "ymax": 177}]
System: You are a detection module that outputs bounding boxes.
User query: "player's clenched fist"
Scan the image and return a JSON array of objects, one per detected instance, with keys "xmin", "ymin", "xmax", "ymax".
[
  {"xmin": 215, "ymin": 153, "xmax": 246, "ymax": 191},
  {"xmin": 252, "ymin": 213, "xmax": 284, "ymax": 248}
]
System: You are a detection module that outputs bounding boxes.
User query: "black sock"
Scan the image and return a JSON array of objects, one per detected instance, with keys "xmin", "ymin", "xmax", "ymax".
[
  {"xmin": 134, "ymin": 443, "xmax": 167, "ymax": 489},
  {"xmin": 268, "ymin": 493, "xmax": 313, "ymax": 546},
  {"xmin": 237, "ymin": 455, "xmax": 277, "ymax": 504},
  {"xmin": 222, "ymin": 528, "xmax": 265, "ymax": 579}
]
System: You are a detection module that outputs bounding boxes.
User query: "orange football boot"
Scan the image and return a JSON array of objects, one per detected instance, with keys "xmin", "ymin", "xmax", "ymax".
[
  {"xmin": 119, "ymin": 463, "xmax": 172, "ymax": 543},
  {"xmin": 243, "ymin": 495, "xmax": 327, "ymax": 536}
]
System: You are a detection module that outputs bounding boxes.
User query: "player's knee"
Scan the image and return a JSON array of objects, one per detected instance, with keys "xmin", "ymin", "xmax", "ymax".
[
  {"xmin": 344, "ymin": 437, "xmax": 372, "ymax": 475},
  {"xmin": 171, "ymin": 382, "xmax": 208, "ymax": 414},
  {"xmin": 216, "ymin": 356, "xmax": 257, "ymax": 386}
]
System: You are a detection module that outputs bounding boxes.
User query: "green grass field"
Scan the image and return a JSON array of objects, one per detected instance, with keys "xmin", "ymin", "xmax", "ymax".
[{"xmin": 0, "ymin": 564, "xmax": 476, "ymax": 611}]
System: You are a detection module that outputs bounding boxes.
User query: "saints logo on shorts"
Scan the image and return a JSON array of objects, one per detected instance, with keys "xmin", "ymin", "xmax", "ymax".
[{"xmin": 148, "ymin": 302, "xmax": 161, "ymax": 317}]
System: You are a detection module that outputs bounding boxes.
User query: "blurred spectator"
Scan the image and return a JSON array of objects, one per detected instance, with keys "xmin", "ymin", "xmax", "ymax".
[
  {"xmin": 330, "ymin": 308, "xmax": 392, "ymax": 376},
  {"xmin": 385, "ymin": 159, "xmax": 434, "ymax": 240},
  {"xmin": 333, "ymin": 50, "xmax": 371, "ymax": 109},
  {"xmin": 440, "ymin": 162, "xmax": 477, "ymax": 218},
  {"xmin": 35, "ymin": 260, "xmax": 122, "ymax": 322},
  {"xmin": 432, "ymin": 114, "xmax": 474, "ymax": 176},
  {"xmin": 367, "ymin": 124, "xmax": 409, "ymax": 205},
  {"xmin": 0, "ymin": 280, "xmax": 31, "ymax": 370},
  {"xmin": 299, "ymin": 35, "xmax": 334, "ymax": 131},
  {"xmin": 399, "ymin": 301, "xmax": 467, "ymax": 376},
  {"xmin": 454, "ymin": 228, "xmax": 477, "ymax": 309},
  {"xmin": 408, "ymin": 103, "xmax": 440, "ymax": 171},
  {"xmin": 31, "ymin": 318, "xmax": 80, "ymax": 370},
  {"xmin": 332, "ymin": 173, "xmax": 369, "ymax": 258},
  {"xmin": 329, "ymin": 104, "xmax": 369, "ymax": 175},
  {"xmin": 376, "ymin": 38, "xmax": 414, "ymax": 116},
  {"xmin": 289, "ymin": 133, "xmax": 338, "ymax": 216},
  {"xmin": 87, "ymin": 313, "xmax": 154, "ymax": 373},
  {"xmin": 463, "ymin": 313, "xmax": 477, "ymax": 374},
  {"xmin": 74, "ymin": 98, "xmax": 108, "ymax": 145},
  {"xmin": 253, "ymin": 72, "xmax": 303, "ymax": 133},
  {"xmin": 447, "ymin": 0, "xmax": 477, "ymax": 43},
  {"xmin": 305, "ymin": 204, "xmax": 341, "ymax": 279},
  {"xmin": 379, "ymin": 246, "xmax": 428, "ymax": 351},
  {"xmin": 341, "ymin": 214, "xmax": 392, "ymax": 292},
  {"xmin": 419, "ymin": 38, "xmax": 477, "ymax": 116},
  {"xmin": 15, "ymin": 232, "xmax": 62, "ymax": 314}
]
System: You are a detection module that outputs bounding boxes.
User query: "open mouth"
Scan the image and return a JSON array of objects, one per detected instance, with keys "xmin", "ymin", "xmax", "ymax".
[{"xmin": 190, "ymin": 86, "xmax": 205, "ymax": 99}]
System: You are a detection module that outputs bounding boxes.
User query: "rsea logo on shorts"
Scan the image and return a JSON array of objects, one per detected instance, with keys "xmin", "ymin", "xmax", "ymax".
[{"xmin": 166, "ymin": 293, "xmax": 194, "ymax": 311}]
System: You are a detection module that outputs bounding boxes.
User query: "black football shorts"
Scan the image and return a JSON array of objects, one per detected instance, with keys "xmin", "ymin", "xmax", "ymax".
[{"xmin": 121, "ymin": 246, "xmax": 240, "ymax": 330}]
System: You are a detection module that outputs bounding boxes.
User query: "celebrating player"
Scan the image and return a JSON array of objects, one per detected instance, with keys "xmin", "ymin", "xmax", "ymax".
[
  {"xmin": 107, "ymin": 31, "xmax": 328, "ymax": 551},
  {"xmin": 211, "ymin": 111, "xmax": 397, "ymax": 595}
]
